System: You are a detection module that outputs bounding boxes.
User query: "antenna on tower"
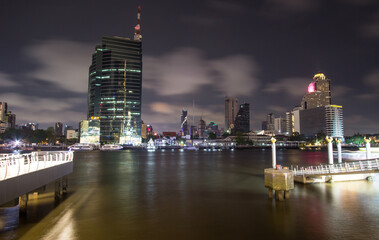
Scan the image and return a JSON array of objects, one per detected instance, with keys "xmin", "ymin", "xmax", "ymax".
[{"xmin": 134, "ymin": 6, "xmax": 142, "ymax": 41}]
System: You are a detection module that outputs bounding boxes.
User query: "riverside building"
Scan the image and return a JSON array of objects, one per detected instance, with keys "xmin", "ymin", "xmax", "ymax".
[
  {"xmin": 87, "ymin": 6, "xmax": 143, "ymax": 145},
  {"xmin": 225, "ymin": 96, "xmax": 238, "ymax": 132}
]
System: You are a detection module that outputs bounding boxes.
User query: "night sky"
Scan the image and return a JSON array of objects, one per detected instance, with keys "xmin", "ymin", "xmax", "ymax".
[{"xmin": 1, "ymin": 0, "xmax": 379, "ymax": 135}]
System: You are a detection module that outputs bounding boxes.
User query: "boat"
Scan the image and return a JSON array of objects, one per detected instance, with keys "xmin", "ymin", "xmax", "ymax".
[
  {"xmin": 69, "ymin": 143, "xmax": 94, "ymax": 151},
  {"xmin": 101, "ymin": 144, "xmax": 123, "ymax": 151},
  {"xmin": 146, "ymin": 139, "xmax": 156, "ymax": 152}
]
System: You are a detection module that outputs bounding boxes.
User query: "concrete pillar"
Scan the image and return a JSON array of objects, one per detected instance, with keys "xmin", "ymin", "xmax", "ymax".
[
  {"xmin": 364, "ymin": 137, "xmax": 371, "ymax": 160},
  {"xmin": 19, "ymin": 194, "xmax": 28, "ymax": 215},
  {"xmin": 62, "ymin": 176, "xmax": 68, "ymax": 195},
  {"xmin": 271, "ymin": 137, "xmax": 277, "ymax": 169},
  {"xmin": 326, "ymin": 136, "xmax": 334, "ymax": 165},
  {"xmin": 55, "ymin": 178, "xmax": 62, "ymax": 201},
  {"xmin": 336, "ymin": 139, "xmax": 342, "ymax": 164}
]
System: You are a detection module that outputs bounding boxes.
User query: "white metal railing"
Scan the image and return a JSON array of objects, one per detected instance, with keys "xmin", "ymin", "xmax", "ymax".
[
  {"xmin": 292, "ymin": 159, "xmax": 379, "ymax": 176},
  {"xmin": 0, "ymin": 151, "xmax": 74, "ymax": 181}
]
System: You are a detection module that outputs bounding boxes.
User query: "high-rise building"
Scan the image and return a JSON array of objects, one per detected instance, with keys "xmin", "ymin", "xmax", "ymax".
[
  {"xmin": 274, "ymin": 117, "xmax": 287, "ymax": 134},
  {"xmin": 87, "ymin": 6, "xmax": 142, "ymax": 145},
  {"xmin": 225, "ymin": 96, "xmax": 238, "ymax": 132},
  {"xmin": 180, "ymin": 109, "xmax": 189, "ymax": 136},
  {"xmin": 301, "ymin": 73, "xmax": 331, "ymax": 110},
  {"xmin": 266, "ymin": 113, "xmax": 275, "ymax": 131},
  {"xmin": 198, "ymin": 118, "xmax": 206, "ymax": 137},
  {"xmin": 325, "ymin": 105, "xmax": 344, "ymax": 138},
  {"xmin": 234, "ymin": 103, "xmax": 250, "ymax": 134},
  {"xmin": 55, "ymin": 122, "xmax": 63, "ymax": 137},
  {"xmin": 0, "ymin": 102, "xmax": 7, "ymax": 122},
  {"xmin": 6, "ymin": 111, "xmax": 16, "ymax": 128}
]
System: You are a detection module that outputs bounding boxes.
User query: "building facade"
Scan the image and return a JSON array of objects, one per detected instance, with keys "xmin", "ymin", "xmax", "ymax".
[
  {"xmin": 325, "ymin": 105, "xmax": 344, "ymax": 138},
  {"xmin": 225, "ymin": 96, "xmax": 238, "ymax": 132},
  {"xmin": 198, "ymin": 118, "xmax": 206, "ymax": 137},
  {"xmin": 234, "ymin": 103, "xmax": 250, "ymax": 134},
  {"xmin": 180, "ymin": 109, "xmax": 189, "ymax": 136},
  {"xmin": 301, "ymin": 73, "xmax": 331, "ymax": 110},
  {"xmin": 87, "ymin": 8, "xmax": 142, "ymax": 145}
]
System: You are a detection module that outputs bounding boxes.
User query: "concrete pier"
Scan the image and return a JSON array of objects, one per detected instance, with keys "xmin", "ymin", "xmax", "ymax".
[{"xmin": 264, "ymin": 168, "xmax": 294, "ymax": 201}]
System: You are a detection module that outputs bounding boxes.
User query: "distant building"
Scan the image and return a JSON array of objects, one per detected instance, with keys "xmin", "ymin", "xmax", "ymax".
[
  {"xmin": 325, "ymin": 105, "xmax": 344, "ymax": 138},
  {"xmin": 299, "ymin": 105, "xmax": 344, "ymax": 138},
  {"xmin": 208, "ymin": 121, "xmax": 218, "ymax": 132},
  {"xmin": 266, "ymin": 113, "xmax": 275, "ymax": 131},
  {"xmin": 162, "ymin": 132, "xmax": 176, "ymax": 138},
  {"xmin": 274, "ymin": 117, "xmax": 287, "ymax": 134},
  {"xmin": 198, "ymin": 118, "xmax": 206, "ymax": 137},
  {"xmin": 79, "ymin": 120, "xmax": 100, "ymax": 144},
  {"xmin": 87, "ymin": 7, "xmax": 143, "ymax": 145},
  {"xmin": 285, "ymin": 111, "xmax": 293, "ymax": 135},
  {"xmin": 6, "ymin": 111, "xmax": 16, "ymax": 128},
  {"xmin": 225, "ymin": 96, "xmax": 238, "ymax": 132},
  {"xmin": 234, "ymin": 103, "xmax": 250, "ymax": 134},
  {"xmin": 180, "ymin": 109, "xmax": 189, "ymax": 136},
  {"xmin": 141, "ymin": 121, "xmax": 147, "ymax": 140},
  {"xmin": 66, "ymin": 129, "xmax": 78, "ymax": 140},
  {"xmin": 261, "ymin": 121, "xmax": 268, "ymax": 131},
  {"xmin": 0, "ymin": 102, "xmax": 7, "ymax": 122},
  {"xmin": 55, "ymin": 122, "xmax": 63, "ymax": 137},
  {"xmin": 301, "ymin": 73, "xmax": 331, "ymax": 110}
]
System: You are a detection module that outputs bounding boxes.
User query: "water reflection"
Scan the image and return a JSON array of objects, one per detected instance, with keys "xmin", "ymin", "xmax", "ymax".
[{"xmin": 2, "ymin": 150, "xmax": 379, "ymax": 240}]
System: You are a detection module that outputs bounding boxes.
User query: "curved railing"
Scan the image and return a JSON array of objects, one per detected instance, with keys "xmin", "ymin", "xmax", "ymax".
[{"xmin": 0, "ymin": 151, "xmax": 74, "ymax": 181}]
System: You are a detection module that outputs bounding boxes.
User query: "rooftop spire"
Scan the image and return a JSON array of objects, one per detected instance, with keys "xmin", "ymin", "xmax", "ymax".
[{"xmin": 134, "ymin": 6, "xmax": 142, "ymax": 41}]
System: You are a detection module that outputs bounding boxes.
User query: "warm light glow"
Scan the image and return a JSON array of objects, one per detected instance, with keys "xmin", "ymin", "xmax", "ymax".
[{"xmin": 313, "ymin": 73, "xmax": 326, "ymax": 80}]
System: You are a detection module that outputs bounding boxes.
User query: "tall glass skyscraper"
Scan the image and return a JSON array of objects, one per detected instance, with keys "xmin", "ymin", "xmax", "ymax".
[{"xmin": 87, "ymin": 7, "xmax": 142, "ymax": 145}]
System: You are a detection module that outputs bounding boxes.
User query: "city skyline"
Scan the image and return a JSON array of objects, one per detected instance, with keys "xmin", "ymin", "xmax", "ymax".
[{"xmin": 1, "ymin": 1, "xmax": 379, "ymax": 135}]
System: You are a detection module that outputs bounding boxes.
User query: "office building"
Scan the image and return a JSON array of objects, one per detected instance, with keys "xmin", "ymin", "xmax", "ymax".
[
  {"xmin": 180, "ymin": 109, "xmax": 189, "ymax": 136},
  {"xmin": 0, "ymin": 102, "xmax": 7, "ymax": 122},
  {"xmin": 6, "ymin": 111, "xmax": 16, "ymax": 128},
  {"xmin": 225, "ymin": 96, "xmax": 238, "ymax": 132},
  {"xmin": 274, "ymin": 117, "xmax": 286, "ymax": 134},
  {"xmin": 325, "ymin": 105, "xmax": 344, "ymax": 138},
  {"xmin": 87, "ymin": 6, "xmax": 142, "ymax": 144},
  {"xmin": 198, "ymin": 118, "xmax": 206, "ymax": 137},
  {"xmin": 234, "ymin": 103, "xmax": 250, "ymax": 134},
  {"xmin": 55, "ymin": 122, "xmax": 63, "ymax": 137},
  {"xmin": 301, "ymin": 73, "xmax": 331, "ymax": 110}
]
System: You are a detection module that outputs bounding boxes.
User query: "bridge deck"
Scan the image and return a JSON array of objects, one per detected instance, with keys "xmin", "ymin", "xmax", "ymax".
[{"xmin": 0, "ymin": 151, "xmax": 73, "ymax": 205}]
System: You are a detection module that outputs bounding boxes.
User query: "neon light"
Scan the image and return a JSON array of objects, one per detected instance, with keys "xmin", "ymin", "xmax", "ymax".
[{"xmin": 308, "ymin": 82, "xmax": 315, "ymax": 93}]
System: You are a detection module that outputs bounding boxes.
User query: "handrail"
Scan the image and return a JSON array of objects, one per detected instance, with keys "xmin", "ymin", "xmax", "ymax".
[
  {"xmin": 292, "ymin": 158, "xmax": 379, "ymax": 176},
  {"xmin": 0, "ymin": 151, "xmax": 74, "ymax": 181}
]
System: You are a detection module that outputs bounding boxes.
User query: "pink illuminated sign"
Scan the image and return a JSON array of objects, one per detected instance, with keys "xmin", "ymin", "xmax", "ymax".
[{"xmin": 308, "ymin": 82, "xmax": 315, "ymax": 93}]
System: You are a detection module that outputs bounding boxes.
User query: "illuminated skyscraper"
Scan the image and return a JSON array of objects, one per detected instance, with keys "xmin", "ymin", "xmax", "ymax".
[
  {"xmin": 180, "ymin": 109, "xmax": 189, "ymax": 136},
  {"xmin": 225, "ymin": 96, "xmax": 238, "ymax": 132},
  {"xmin": 325, "ymin": 105, "xmax": 344, "ymax": 138},
  {"xmin": 87, "ymin": 7, "xmax": 142, "ymax": 144},
  {"xmin": 301, "ymin": 73, "xmax": 331, "ymax": 109}
]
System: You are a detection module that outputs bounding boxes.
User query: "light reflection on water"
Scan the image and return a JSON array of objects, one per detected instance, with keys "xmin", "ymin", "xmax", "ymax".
[{"xmin": 1, "ymin": 149, "xmax": 379, "ymax": 240}]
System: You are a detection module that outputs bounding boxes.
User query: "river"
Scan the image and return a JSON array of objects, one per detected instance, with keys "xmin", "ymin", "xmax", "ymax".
[{"xmin": 1, "ymin": 149, "xmax": 379, "ymax": 239}]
